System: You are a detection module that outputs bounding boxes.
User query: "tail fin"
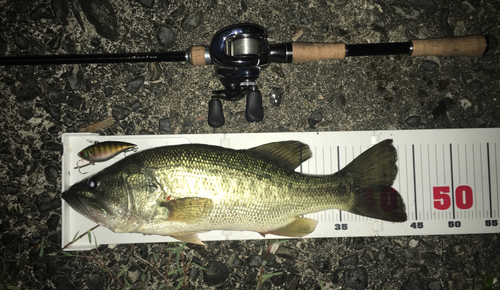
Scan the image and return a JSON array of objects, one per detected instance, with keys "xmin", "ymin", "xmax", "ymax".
[{"xmin": 343, "ymin": 139, "xmax": 407, "ymax": 222}]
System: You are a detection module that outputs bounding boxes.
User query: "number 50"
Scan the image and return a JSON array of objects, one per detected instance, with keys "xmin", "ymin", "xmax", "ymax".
[{"xmin": 433, "ymin": 186, "xmax": 473, "ymax": 210}]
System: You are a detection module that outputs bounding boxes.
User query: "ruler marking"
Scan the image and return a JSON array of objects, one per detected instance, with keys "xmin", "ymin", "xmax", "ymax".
[
  {"xmin": 412, "ymin": 145, "xmax": 418, "ymax": 220},
  {"xmin": 495, "ymin": 143, "xmax": 500, "ymax": 217},
  {"xmin": 337, "ymin": 146, "xmax": 342, "ymax": 222},
  {"xmin": 419, "ymin": 144, "xmax": 424, "ymax": 219},
  {"xmin": 428, "ymin": 144, "xmax": 432, "ymax": 221},
  {"xmin": 487, "ymin": 143, "xmax": 492, "ymax": 219},
  {"xmin": 480, "ymin": 144, "xmax": 485, "ymax": 217},
  {"xmin": 442, "ymin": 144, "xmax": 446, "ymax": 185},
  {"xmin": 450, "ymin": 144, "xmax": 456, "ymax": 220}
]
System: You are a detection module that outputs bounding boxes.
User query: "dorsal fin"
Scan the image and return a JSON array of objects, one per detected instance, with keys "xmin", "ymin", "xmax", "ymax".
[{"xmin": 248, "ymin": 141, "xmax": 312, "ymax": 170}]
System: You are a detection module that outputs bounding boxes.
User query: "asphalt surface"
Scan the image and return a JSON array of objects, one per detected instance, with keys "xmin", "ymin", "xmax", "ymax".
[{"xmin": 0, "ymin": 0, "xmax": 499, "ymax": 289}]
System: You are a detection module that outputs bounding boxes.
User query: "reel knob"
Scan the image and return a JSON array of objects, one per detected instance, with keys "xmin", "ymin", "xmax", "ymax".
[
  {"xmin": 245, "ymin": 90, "xmax": 264, "ymax": 122},
  {"xmin": 208, "ymin": 99, "xmax": 225, "ymax": 128}
]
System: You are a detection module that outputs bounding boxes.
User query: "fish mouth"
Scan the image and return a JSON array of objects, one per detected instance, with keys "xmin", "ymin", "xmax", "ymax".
[{"xmin": 62, "ymin": 191, "xmax": 97, "ymax": 221}]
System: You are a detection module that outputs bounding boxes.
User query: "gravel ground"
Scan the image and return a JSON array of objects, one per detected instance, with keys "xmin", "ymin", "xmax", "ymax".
[{"xmin": 1, "ymin": 0, "xmax": 499, "ymax": 289}]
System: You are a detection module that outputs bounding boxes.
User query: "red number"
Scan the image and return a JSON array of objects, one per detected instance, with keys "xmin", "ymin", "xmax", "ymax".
[
  {"xmin": 455, "ymin": 185, "xmax": 473, "ymax": 209},
  {"xmin": 432, "ymin": 185, "xmax": 474, "ymax": 210},
  {"xmin": 433, "ymin": 186, "xmax": 451, "ymax": 210}
]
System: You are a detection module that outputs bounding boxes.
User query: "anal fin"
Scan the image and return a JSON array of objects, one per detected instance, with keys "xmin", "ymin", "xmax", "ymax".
[
  {"xmin": 170, "ymin": 233, "xmax": 206, "ymax": 247},
  {"xmin": 264, "ymin": 217, "xmax": 318, "ymax": 237}
]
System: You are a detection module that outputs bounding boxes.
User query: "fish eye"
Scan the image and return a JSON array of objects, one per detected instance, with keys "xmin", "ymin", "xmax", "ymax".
[{"xmin": 88, "ymin": 177, "xmax": 99, "ymax": 190}]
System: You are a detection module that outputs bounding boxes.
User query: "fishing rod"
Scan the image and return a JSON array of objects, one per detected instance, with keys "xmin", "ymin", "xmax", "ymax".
[{"xmin": 0, "ymin": 24, "xmax": 489, "ymax": 128}]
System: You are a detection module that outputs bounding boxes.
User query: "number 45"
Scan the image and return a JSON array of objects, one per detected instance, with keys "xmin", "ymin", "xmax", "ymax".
[{"xmin": 433, "ymin": 186, "xmax": 473, "ymax": 210}]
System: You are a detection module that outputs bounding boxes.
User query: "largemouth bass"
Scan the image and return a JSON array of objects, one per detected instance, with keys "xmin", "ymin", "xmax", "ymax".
[{"xmin": 62, "ymin": 139, "xmax": 406, "ymax": 245}]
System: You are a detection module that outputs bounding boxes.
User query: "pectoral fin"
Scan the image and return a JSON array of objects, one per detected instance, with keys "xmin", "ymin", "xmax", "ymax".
[
  {"xmin": 264, "ymin": 217, "xmax": 318, "ymax": 237},
  {"xmin": 160, "ymin": 197, "xmax": 213, "ymax": 224},
  {"xmin": 170, "ymin": 233, "xmax": 206, "ymax": 247}
]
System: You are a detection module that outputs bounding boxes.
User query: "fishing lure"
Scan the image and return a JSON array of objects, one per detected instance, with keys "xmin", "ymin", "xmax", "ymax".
[{"xmin": 75, "ymin": 141, "xmax": 138, "ymax": 173}]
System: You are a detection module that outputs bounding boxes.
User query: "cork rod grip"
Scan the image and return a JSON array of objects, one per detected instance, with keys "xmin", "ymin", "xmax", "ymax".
[
  {"xmin": 411, "ymin": 35, "xmax": 486, "ymax": 56},
  {"xmin": 291, "ymin": 43, "xmax": 346, "ymax": 63},
  {"xmin": 190, "ymin": 46, "xmax": 208, "ymax": 66}
]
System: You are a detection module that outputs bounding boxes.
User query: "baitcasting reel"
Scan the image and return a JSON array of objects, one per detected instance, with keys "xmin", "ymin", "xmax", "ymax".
[{"xmin": 207, "ymin": 24, "xmax": 270, "ymax": 128}]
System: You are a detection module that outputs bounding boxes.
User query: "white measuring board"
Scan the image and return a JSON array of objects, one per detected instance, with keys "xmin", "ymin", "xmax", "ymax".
[{"xmin": 61, "ymin": 129, "xmax": 500, "ymax": 251}]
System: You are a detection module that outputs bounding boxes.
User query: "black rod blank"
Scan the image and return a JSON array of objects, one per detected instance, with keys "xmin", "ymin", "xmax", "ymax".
[{"xmin": 0, "ymin": 51, "xmax": 187, "ymax": 66}]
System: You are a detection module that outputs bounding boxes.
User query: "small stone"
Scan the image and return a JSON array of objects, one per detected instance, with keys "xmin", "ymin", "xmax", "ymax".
[
  {"xmin": 65, "ymin": 65, "xmax": 84, "ymax": 91},
  {"xmin": 127, "ymin": 266, "xmax": 141, "ymax": 284},
  {"xmin": 339, "ymin": 254, "xmax": 358, "ymax": 267},
  {"xmin": 131, "ymin": 100, "xmax": 143, "ymax": 112},
  {"xmin": 344, "ymin": 267, "xmax": 368, "ymax": 290},
  {"xmin": 189, "ymin": 267, "xmax": 199, "ymax": 280},
  {"xmin": 465, "ymin": 80, "xmax": 484, "ymax": 93},
  {"xmin": 112, "ymin": 106, "xmax": 131, "ymax": 120},
  {"xmin": 406, "ymin": 0, "xmax": 438, "ymax": 9},
  {"xmin": 402, "ymin": 272, "xmax": 425, "ymax": 290},
  {"xmin": 51, "ymin": 0, "xmax": 70, "ymax": 25},
  {"xmin": 459, "ymin": 99, "xmax": 472, "ymax": 110},
  {"xmin": 421, "ymin": 252, "xmax": 441, "ymax": 268},
  {"xmin": 427, "ymin": 280, "xmax": 442, "ymax": 290},
  {"xmin": 79, "ymin": 0, "xmax": 120, "ymax": 41},
  {"xmin": 448, "ymin": 272, "xmax": 467, "ymax": 290},
  {"xmin": 170, "ymin": 5, "xmax": 186, "ymax": 18},
  {"xmin": 409, "ymin": 239, "xmax": 419, "ymax": 248},
  {"xmin": 405, "ymin": 116, "xmax": 421, "ymax": 127},
  {"xmin": 125, "ymin": 76, "xmax": 145, "ymax": 94},
  {"xmin": 246, "ymin": 255, "xmax": 262, "ymax": 267},
  {"xmin": 48, "ymin": 33, "xmax": 62, "ymax": 50},
  {"xmin": 203, "ymin": 261, "xmax": 230, "ymax": 286},
  {"xmin": 181, "ymin": 10, "xmax": 203, "ymax": 32},
  {"xmin": 241, "ymin": 0, "xmax": 248, "ymax": 12},
  {"xmin": 14, "ymin": 34, "xmax": 30, "ymax": 50},
  {"xmin": 419, "ymin": 60, "xmax": 439, "ymax": 72},
  {"xmin": 159, "ymin": 118, "xmax": 171, "ymax": 132},
  {"xmin": 16, "ymin": 83, "xmax": 42, "ymax": 102},
  {"xmin": 313, "ymin": 260, "xmax": 330, "ymax": 273},
  {"xmin": 157, "ymin": 26, "xmax": 176, "ymax": 49},
  {"xmin": 46, "ymin": 214, "xmax": 60, "ymax": 231},
  {"xmin": 233, "ymin": 258, "xmax": 244, "ymax": 268},
  {"xmin": 269, "ymin": 87, "xmax": 284, "ymax": 107},
  {"xmin": 275, "ymin": 246, "xmax": 298, "ymax": 260},
  {"xmin": 44, "ymin": 105, "xmax": 61, "ymax": 121},
  {"xmin": 67, "ymin": 94, "xmax": 84, "ymax": 109},
  {"xmin": 37, "ymin": 197, "xmax": 61, "ymax": 212},
  {"xmin": 19, "ymin": 109, "xmax": 34, "ymax": 120},
  {"xmin": 149, "ymin": 62, "xmax": 162, "ymax": 81},
  {"xmin": 270, "ymin": 271, "xmax": 287, "ymax": 286},
  {"xmin": 308, "ymin": 109, "xmax": 323, "ymax": 128},
  {"xmin": 44, "ymin": 165, "xmax": 59, "ymax": 182},
  {"xmin": 30, "ymin": 3, "xmax": 55, "ymax": 21},
  {"xmin": 450, "ymin": 243, "xmax": 467, "ymax": 257},
  {"xmin": 459, "ymin": 119, "xmax": 471, "ymax": 128},
  {"xmin": 31, "ymin": 149, "xmax": 42, "ymax": 159},
  {"xmin": 136, "ymin": 0, "xmax": 155, "ymax": 8},
  {"xmin": 264, "ymin": 253, "xmax": 281, "ymax": 269}
]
